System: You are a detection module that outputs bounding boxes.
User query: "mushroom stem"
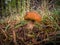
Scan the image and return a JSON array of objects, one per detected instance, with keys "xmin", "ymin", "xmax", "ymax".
[{"xmin": 26, "ymin": 21, "xmax": 34, "ymax": 30}]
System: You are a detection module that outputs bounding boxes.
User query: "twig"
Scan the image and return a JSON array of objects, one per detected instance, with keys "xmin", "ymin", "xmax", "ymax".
[
  {"xmin": 12, "ymin": 29, "xmax": 17, "ymax": 45},
  {"xmin": 0, "ymin": 28, "xmax": 8, "ymax": 41}
]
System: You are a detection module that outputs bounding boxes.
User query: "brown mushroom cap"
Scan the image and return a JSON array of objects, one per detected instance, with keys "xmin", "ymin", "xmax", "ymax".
[{"xmin": 24, "ymin": 11, "xmax": 42, "ymax": 23}]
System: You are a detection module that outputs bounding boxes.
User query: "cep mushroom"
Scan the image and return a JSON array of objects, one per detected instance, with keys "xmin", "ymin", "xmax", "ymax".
[{"xmin": 24, "ymin": 11, "xmax": 42, "ymax": 30}]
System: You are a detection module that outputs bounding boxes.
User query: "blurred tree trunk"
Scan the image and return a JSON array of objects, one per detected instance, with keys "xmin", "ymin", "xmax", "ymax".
[
  {"xmin": 0, "ymin": 0, "xmax": 2, "ymax": 18},
  {"xmin": 16, "ymin": 0, "xmax": 18, "ymax": 13},
  {"xmin": 0, "ymin": 0, "xmax": 6, "ymax": 18}
]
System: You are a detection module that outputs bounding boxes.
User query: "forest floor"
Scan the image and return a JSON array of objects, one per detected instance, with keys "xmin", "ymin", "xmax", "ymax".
[{"xmin": 0, "ymin": 20, "xmax": 58, "ymax": 45}]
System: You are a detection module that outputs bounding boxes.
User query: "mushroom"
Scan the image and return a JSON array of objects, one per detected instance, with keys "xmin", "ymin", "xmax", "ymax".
[{"xmin": 24, "ymin": 11, "xmax": 42, "ymax": 30}]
